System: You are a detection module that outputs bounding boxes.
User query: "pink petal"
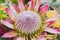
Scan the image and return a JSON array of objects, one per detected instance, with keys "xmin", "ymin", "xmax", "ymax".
[
  {"xmin": 57, "ymin": 29, "xmax": 60, "ymax": 32},
  {"xmin": 45, "ymin": 27, "xmax": 60, "ymax": 34},
  {"xmin": 37, "ymin": 37, "xmax": 46, "ymax": 40},
  {"xmin": 28, "ymin": 1, "xmax": 31, "ymax": 9},
  {"xmin": 57, "ymin": 14, "xmax": 60, "ymax": 17},
  {"xmin": 13, "ymin": 4, "xmax": 20, "ymax": 13},
  {"xmin": 46, "ymin": 18, "xmax": 56, "ymax": 22},
  {"xmin": 25, "ymin": 4, "xmax": 28, "ymax": 10},
  {"xmin": 41, "ymin": 31, "xmax": 47, "ymax": 35},
  {"xmin": 29, "ymin": 0, "xmax": 35, "ymax": 10},
  {"xmin": 44, "ymin": 4, "xmax": 49, "ymax": 14},
  {"xmin": 6, "ymin": 18, "xmax": 14, "ymax": 24},
  {"xmin": 18, "ymin": 0, "xmax": 24, "ymax": 10},
  {"xmin": 10, "ymin": 3, "xmax": 17, "ymax": 16},
  {"xmin": 1, "ymin": 20, "xmax": 14, "ymax": 29},
  {"xmin": 2, "ymin": 31, "xmax": 17, "ymax": 38},
  {"xmin": 16, "ymin": 37, "xmax": 25, "ymax": 40},
  {"xmin": 31, "ymin": 0, "xmax": 35, "ymax": 10},
  {"xmin": 45, "ymin": 4, "xmax": 49, "ymax": 10},
  {"xmin": 35, "ymin": 0, "xmax": 40, "ymax": 11},
  {"xmin": 39, "ymin": 4, "xmax": 49, "ymax": 14},
  {"xmin": 5, "ymin": 8, "xmax": 15, "ymax": 21},
  {"xmin": 47, "ymin": 21, "xmax": 54, "ymax": 26},
  {"xmin": 39, "ymin": 6, "xmax": 45, "ymax": 13}
]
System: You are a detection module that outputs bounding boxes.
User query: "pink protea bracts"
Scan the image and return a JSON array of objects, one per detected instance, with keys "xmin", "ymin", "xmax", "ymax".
[{"xmin": 1, "ymin": 0, "xmax": 60, "ymax": 40}]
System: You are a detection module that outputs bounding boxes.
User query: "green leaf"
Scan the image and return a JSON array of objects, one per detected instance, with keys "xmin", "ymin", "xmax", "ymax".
[
  {"xmin": 0, "ymin": 37, "xmax": 2, "ymax": 40},
  {"xmin": 0, "ymin": 10, "xmax": 9, "ymax": 20},
  {"xmin": 57, "ymin": 35, "xmax": 60, "ymax": 40},
  {"xmin": 0, "ymin": 36, "xmax": 6, "ymax": 40},
  {"xmin": 0, "ymin": 0, "xmax": 5, "ymax": 3},
  {"xmin": 0, "ymin": 10, "xmax": 3, "ymax": 20},
  {"xmin": 11, "ymin": 0, "xmax": 18, "ymax": 5}
]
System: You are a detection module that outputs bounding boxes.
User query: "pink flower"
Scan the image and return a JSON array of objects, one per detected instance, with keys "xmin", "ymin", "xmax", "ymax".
[{"xmin": 1, "ymin": 0, "xmax": 60, "ymax": 40}]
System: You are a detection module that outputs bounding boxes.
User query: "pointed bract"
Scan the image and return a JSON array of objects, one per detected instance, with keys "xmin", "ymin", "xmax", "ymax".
[
  {"xmin": 39, "ymin": 6, "xmax": 45, "ymax": 13},
  {"xmin": 5, "ymin": 8, "xmax": 15, "ymax": 21},
  {"xmin": 1, "ymin": 20, "xmax": 14, "ymax": 29},
  {"xmin": 13, "ymin": 4, "xmax": 20, "ymax": 13},
  {"xmin": 45, "ymin": 27, "xmax": 60, "ymax": 34},
  {"xmin": 29, "ymin": 0, "xmax": 35, "ymax": 10},
  {"xmin": 2, "ymin": 31, "xmax": 17, "ymax": 38},
  {"xmin": 39, "ymin": 4, "xmax": 49, "ymax": 14},
  {"xmin": 6, "ymin": 18, "xmax": 14, "ymax": 24},
  {"xmin": 18, "ymin": 0, "xmax": 24, "ymax": 10},
  {"xmin": 10, "ymin": 3, "xmax": 17, "ymax": 16},
  {"xmin": 25, "ymin": 4, "xmax": 28, "ymax": 10},
  {"xmin": 44, "ymin": 4, "xmax": 49, "ymax": 14},
  {"xmin": 35, "ymin": 0, "xmax": 40, "ymax": 11}
]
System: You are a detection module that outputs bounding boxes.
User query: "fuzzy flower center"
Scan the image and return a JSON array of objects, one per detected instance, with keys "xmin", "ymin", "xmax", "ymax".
[{"xmin": 16, "ymin": 11, "xmax": 41, "ymax": 33}]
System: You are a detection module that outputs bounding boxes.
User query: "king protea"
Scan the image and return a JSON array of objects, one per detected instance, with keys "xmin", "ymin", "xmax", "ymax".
[{"xmin": 1, "ymin": 0, "xmax": 60, "ymax": 40}]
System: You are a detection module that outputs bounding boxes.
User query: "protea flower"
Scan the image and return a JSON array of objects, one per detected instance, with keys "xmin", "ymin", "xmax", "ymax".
[{"xmin": 1, "ymin": 0, "xmax": 60, "ymax": 40}]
